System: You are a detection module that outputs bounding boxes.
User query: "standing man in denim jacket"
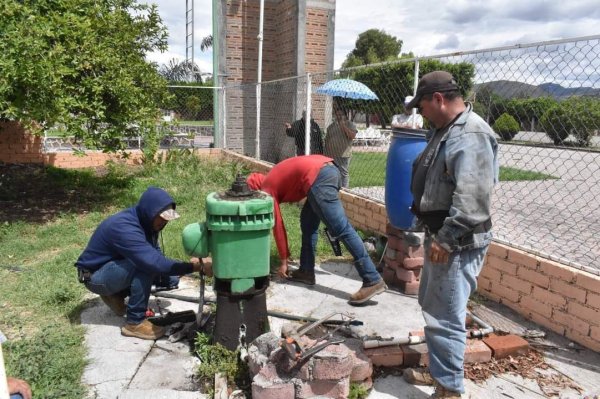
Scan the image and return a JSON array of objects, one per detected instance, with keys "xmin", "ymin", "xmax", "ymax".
[{"xmin": 403, "ymin": 71, "xmax": 499, "ymax": 398}]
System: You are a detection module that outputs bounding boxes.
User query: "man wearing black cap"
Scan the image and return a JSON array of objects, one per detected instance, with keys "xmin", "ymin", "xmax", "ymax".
[{"xmin": 403, "ymin": 71, "xmax": 499, "ymax": 398}]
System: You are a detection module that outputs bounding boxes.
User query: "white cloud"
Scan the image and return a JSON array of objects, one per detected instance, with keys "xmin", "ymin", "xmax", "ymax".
[{"xmin": 141, "ymin": 0, "xmax": 599, "ymax": 74}]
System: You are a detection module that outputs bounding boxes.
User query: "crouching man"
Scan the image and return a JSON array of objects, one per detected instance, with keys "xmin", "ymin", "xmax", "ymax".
[{"xmin": 75, "ymin": 187, "xmax": 211, "ymax": 340}]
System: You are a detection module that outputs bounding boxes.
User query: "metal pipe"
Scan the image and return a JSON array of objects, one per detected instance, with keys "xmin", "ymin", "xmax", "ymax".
[
  {"xmin": 363, "ymin": 335, "xmax": 425, "ymax": 349},
  {"xmin": 467, "ymin": 311, "xmax": 494, "ymax": 338},
  {"xmin": 304, "ymin": 73, "xmax": 312, "ymax": 155},
  {"xmin": 362, "ymin": 311, "xmax": 493, "ymax": 349},
  {"xmin": 255, "ymin": 0, "xmax": 264, "ymax": 159}
]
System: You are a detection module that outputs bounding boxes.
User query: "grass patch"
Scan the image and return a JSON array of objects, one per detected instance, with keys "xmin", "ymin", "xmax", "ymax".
[
  {"xmin": 499, "ymin": 166, "xmax": 556, "ymax": 181},
  {"xmin": 349, "ymin": 151, "xmax": 556, "ymax": 188},
  {"xmin": 194, "ymin": 332, "xmax": 250, "ymax": 396},
  {"xmin": 0, "ymin": 150, "xmax": 340, "ymax": 397}
]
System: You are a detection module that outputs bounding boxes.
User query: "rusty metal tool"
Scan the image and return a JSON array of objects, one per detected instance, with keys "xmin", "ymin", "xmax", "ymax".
[{"xmin": 281, "ymin": 311, "xmax": 353, "ymax": 361}]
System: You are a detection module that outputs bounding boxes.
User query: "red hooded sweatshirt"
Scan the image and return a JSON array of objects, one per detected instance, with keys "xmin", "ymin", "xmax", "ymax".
[{"xmin": 247, "ymin": 155, "xmax": 333, "ymax": 262}]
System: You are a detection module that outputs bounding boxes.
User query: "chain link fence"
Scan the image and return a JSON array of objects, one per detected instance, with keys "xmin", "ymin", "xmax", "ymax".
[{"xmin": 222, "ymin": 35, "xmax": 600, "ymax": 273}]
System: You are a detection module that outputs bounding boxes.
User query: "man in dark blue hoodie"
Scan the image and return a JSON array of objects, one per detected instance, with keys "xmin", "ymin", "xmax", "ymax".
[{"xmin": 75, "ymin": 187, "xmax": 209, "ymax": 340}]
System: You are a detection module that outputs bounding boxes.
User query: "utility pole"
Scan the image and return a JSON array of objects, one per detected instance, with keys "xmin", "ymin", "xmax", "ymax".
[{"xmin": 186, "ymin": 0, "xmax": 194, "ymax": 71}]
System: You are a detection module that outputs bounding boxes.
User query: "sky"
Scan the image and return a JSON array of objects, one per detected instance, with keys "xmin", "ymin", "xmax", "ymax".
[{"xmin": 142, "ymin": 0, "xmax": 600, "ymax": 76}]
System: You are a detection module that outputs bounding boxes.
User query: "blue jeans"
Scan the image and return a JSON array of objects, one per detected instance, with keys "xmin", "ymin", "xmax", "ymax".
[
  {"xmin": 419, "ymin": 236, "xmax": 489, "ymax": 393},
  {"xmin": 300, "ymin": 164, "xmax": 381, "ymax": 286},
  {"xmin": 11, "ymin": 394, "xmax": 24, "ymax": 399},
  {"xmin": 84, "ymin": 259, "xmax": 154, "ymax": 324}
]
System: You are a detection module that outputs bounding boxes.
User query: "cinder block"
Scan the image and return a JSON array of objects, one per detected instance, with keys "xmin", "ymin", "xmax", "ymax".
[
  {"xmin": 483, "ymin": 334, "xmax": 529, "ymax": 359},
  {"xmin": 405, "ymin": 245, "xmax": 424, "ymax": 258},
  {"xmin": 251, "ymin": 375, "xmax": 295, "ymax": 399},
  {"xmin": 311, "ymin": 344, "xmax": 354, "ymax": 380},
  {"xmin": 400, "ymin": 280, "xmax": 420, "ymax": 296},
  {"xmin": 401, "ymin": 343, "xmax": 429, "ymax": 367},
  {"xmin": 343, "ymin": 339, "xmax": 374, "ymax": 382},
  {"xmin": 384, "ymin": 256, "xmax": 401, "ymax": 271},
  {"xmin": 396, "ymin": 267, "xmax": 419, "ymax": 283},
  {"xmin": 364, "ymin": 345, "xmax": 404, "ymax": 367},
  {"xmin": 383, "ymin": 267, "xmax": 399, "ymax": 287},
  {"xmin": 296, "ymin": 377, "xmax": 350, "ymax": 399},
  {"xmin": 464, "ymin": 339, "xmax": 492, "ymax": 364},
  {"xmin": 403, "ymin": 257, "xmax": 424, "ymax": 270}
]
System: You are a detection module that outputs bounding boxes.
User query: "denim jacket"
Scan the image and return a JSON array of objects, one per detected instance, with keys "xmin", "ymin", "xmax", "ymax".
[{"xmin": 415, "ymin": 103, "xmax": 499, "ymax": 251}]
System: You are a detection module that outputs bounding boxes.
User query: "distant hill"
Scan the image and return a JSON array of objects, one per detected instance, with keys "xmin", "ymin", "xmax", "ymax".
[
  {"xmin": 474, "ymin": 80, "xmax": 600, "ymax": 100},
  {"xmin": 538, "ymin": 83, "xmax": 600, "ymax": 98}
]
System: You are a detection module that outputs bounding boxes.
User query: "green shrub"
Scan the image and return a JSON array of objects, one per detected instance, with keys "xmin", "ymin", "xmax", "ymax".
[
  {"xmin": 539, "ymin": 104, "xmax": 571, "ymax": 145},
  {"xmin": 492, "ymin": 113, "xmax": 520, "ymax": 141},
  {"xmin": 539, "ymin": 97, "xmax": 600, "ymax": 146}
]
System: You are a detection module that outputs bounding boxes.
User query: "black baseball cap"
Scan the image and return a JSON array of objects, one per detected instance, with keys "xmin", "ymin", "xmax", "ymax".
[{"xmin": 405, "ymin": 71, "xmax": 459, "ymax": 109}]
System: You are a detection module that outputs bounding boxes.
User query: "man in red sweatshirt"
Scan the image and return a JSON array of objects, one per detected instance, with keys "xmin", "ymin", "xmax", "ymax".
[{"xmin": 247, "ymin": 155, "xmax": 386, "ymax": 305}]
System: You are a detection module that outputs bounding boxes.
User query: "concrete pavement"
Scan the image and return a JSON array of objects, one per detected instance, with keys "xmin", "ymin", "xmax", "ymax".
[{"xmin": 80, "ymin": 262, "xmax": 600, "ymax": 398}]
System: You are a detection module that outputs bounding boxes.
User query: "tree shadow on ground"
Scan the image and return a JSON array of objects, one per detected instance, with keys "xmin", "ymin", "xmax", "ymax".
[{"xmin": 0, "ymin": 162, "xmax": 137, "ymax": 224}]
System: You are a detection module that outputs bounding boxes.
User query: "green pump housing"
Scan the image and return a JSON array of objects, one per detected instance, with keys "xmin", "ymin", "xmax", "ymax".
[{"xmin": 182, "ymin": 186, "xmax": 274, "ymax": 294}]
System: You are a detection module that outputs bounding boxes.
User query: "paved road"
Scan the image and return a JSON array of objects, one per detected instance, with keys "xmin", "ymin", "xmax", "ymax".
[{"xmin": 350, "ymin": 143, "xmax": 600, "ymax": 273}]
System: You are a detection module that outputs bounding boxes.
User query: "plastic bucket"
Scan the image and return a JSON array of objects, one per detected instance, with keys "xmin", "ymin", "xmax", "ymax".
[{"xmin": 385, "ymin": 129, "xmax": 427, "ymax": 229}]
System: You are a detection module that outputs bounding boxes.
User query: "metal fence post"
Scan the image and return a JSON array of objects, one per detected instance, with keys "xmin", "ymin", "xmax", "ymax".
[{"xmin": 305, "ymin": 73, "xmax": 312, "ymax": 155}]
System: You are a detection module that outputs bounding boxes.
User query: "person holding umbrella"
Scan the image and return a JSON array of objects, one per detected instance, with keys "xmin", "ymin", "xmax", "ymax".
[
  {"xmin": 324, "ymin": 102, "xmax": 357, "ymax": 188},
  {"xmin": 316, "ymin": 78, "xmax": 379, "ymax": 188}
]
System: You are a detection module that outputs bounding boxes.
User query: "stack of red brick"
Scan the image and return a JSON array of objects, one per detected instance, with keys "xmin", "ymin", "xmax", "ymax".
[
  {"xmin": 364, "ymin": 331, "xmax": 530, "ymax": 368},
  {"xmin": 248, "ymin": 333, "xmax": 373, "ymax": 399},
  {"xmin": 382, "ymin": 224, "xmax": 424, "ymax": 295}
]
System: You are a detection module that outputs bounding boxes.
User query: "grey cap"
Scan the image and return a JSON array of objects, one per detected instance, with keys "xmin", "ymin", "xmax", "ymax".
[
  {"xmin": 159, "ymin": 208, "xmax": 180, "ymax": 221},
  {"xmin": 405, "ymin": 71, "xmax": 459, "ymax": 109}
]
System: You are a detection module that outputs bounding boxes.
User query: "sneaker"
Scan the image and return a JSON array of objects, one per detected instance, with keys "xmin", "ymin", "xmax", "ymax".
[
  {"xmin": 100, "ymin": 293, "xmax": 126, "ymax": 316},
  {"xmin": 348, "ymin": 280, "xmax": 387, "ymax": 305},
  {"xmin": 287, "ymin": 269, "xmax": 316, "ymax": 286},
  {"xmin": 429, "ymin": 382, "xmax": 461, "ymax": 398},
  {"xmin": 121, "ymin": 320, "xmax": 166, "ymax": 340},
  {"xmin": 403, "ymin": 367, "xmax": 434, "ymax": 386}
]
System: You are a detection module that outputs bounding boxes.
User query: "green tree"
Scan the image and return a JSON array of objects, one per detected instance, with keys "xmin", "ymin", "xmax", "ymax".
[
  {"xmin": 159, "ymin": 59, "xmax": 203, "ymax": 83},
  {"xmin": 0, "ymin": 0, "xmax": 171, "ymax": 154},
  {"xmin": 540, "ymin": 96, "xmax": 600, "ymax": 146},
  {"xmin": 342, "ymin": 29, "xmax": 402, "ymax": 68},
  {"xmin": 493, "ymin": 113, "xmax": 520, "ymax": 141},
  {"xmin": 343, "ymin": 59, "xmax": 475, "ymax": 128}
]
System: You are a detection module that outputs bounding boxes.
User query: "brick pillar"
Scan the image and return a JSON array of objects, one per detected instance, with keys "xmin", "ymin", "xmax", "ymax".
[
  {"xmin": 382, "ymin": 223, "xmax": 424, "ymax": 295},
  {"xmin": 0, "ymin": 121, "xmax": 45, "ymax": 164}
]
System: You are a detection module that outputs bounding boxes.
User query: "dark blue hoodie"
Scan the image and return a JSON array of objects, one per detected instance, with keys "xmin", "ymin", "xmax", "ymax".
[{"xmin": 75, "ymin": 187, "xmax": 192, "ymax": 275}]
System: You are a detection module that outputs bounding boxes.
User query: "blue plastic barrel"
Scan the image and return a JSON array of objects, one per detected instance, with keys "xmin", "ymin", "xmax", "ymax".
[{"xmin": 385, "ymin": 129, "xmax": 427, "ymax": 229}]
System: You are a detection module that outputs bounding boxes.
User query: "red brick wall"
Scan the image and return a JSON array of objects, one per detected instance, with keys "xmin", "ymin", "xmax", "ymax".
[
  {"xmin": 0, "ymin": 122, "xmax": 219, "ymax": 168},
  {"xmin": 0, "ymin": 121, "xmax": 45, "ymax": 164},
  {"xmin": 479, "ymin": 243, "xmax": 600, "ymax": 352}
]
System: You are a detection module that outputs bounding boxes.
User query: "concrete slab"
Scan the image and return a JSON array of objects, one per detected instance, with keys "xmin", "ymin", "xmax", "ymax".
[{"xmin": 80, "ymin": 263, "xmax": 600, "ymax": 398}]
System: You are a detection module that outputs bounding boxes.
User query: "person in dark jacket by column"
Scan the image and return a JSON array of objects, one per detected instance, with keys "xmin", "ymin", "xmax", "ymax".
[
  {"xmin": 285, "ymin": 111, "xmax": 324, "ymax": 156},
  {"xmin": 75, "ymin": 187, "xmax": 212, "ymax": 340}
]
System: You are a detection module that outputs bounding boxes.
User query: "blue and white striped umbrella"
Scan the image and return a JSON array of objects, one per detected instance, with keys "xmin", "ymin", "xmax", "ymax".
[{"xmin": 315, "ymin": 78, "xmax": 379, "ymax": 100}]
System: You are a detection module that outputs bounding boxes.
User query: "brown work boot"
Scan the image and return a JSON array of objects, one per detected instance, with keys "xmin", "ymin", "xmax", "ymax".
[
  {"xmin": 429, "ymin": 382, "xmax": 461, "ymax": 398},
  {"xmin": 403, "ymin": 367, "xmax": 434, "ymax": 385},
  {"xmin": 100, "ymin": 293, "xmax": 126, "ymax": 316},
  {"xmin": 348, "ymin": 280, "xmax": 387, "ymax": 305},
  {"xmin": 287, "ymin": 269, "xmax": 316, "ymax": 286},
  {"xmin": 121, "ymin": 320, "xmax": 165, "ymax": 340}
]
